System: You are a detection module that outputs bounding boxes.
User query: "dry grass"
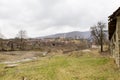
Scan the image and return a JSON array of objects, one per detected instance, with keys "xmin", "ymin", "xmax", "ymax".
[
  {"xmin": 0, "ymin": 51, "xmax": 45, "ymax": 62},
  {"xmin": 0, "ymin": 50, "xmax": 120, "ymax": 80}
]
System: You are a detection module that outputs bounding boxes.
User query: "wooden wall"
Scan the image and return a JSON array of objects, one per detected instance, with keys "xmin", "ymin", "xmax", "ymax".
[{"xmin": 109, "ymin": 16, "xmax": 120, "ymax": 67}]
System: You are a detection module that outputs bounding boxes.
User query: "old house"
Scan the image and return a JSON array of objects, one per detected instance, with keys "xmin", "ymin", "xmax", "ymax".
[{"xmin": 109, "ymin": 7, "xmax": 120, "ymax": 67}]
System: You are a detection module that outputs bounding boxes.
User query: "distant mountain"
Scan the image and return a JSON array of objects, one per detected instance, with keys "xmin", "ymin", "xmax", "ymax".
[
  {"xmin": 39, "ymin": 30, "xmax": 108, "ymax": 39},
  {"xmin": 40, "ymin": 31, "xmax": 91, "ymax": 39}
]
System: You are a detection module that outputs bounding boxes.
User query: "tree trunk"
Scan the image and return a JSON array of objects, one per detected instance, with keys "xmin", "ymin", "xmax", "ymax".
[
  {"xmin": 100, "ymin": 28, "xmax": 103, "ymax": 52},
  {"xmin": 101, "ymin": 39, "xmax": 103, "ymax": 52}
]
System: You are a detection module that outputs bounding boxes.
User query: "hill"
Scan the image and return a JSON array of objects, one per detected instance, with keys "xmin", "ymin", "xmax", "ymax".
[
  {"xmin": 40, "ymin": 31, "xmax": 108, "ymax": 39},
  {"xmin": 40, "ymin": 31, "xmax": 91, "ymax": 39}
]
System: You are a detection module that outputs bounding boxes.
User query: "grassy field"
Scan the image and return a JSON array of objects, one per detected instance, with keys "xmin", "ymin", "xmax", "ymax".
[{"xmin": 0, "ymin": 50, "xmax": 120, "ymax": 80}]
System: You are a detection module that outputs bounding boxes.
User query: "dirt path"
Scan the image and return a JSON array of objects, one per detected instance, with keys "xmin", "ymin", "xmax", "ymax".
[
  {"xmin": 0, "ymin": 57, "xmax": 37, "ymax": 68},
  {"xmin": 1, "ymin": 57, "xmax": 37, "ymax": 64}
]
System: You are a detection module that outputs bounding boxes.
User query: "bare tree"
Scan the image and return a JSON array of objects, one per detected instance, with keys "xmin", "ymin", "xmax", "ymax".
[
  {"xmin": 17, "ymin": 30, "xmax": 27, "ymax": 50},
  {"xmin": 17, "ymin": 30, "xmax": 27, "ymax": 40},
  {"xmin": 90, "ymin": 22, "xmax": 106, "ymax": 52}
]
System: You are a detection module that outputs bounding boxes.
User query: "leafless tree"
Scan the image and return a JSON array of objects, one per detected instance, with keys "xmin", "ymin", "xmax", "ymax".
[
  {"xmin": 17, "ymin": 30, "xmax": 27, "ymax": 50},
  {"xmin": 17, "ymin": 30, "xmax": 27, "ymax": 39},
  {"xmin": 90, "ymin": 22, "xmax": 106, "ymax": 52}
]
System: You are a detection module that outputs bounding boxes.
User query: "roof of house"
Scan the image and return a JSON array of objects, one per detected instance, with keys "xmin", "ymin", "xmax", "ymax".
[
  {"xmin": 109, "ymin": 7, "xmax": 120, "ymax": 20},
  {"xmin": 109, "ymin": 7, "xmax": 120, "ymax": 40}
]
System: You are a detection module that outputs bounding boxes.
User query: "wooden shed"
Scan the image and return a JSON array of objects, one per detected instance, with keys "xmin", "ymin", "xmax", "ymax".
[{"xmin": 108, "ymin": 7, "xmax": 120, "ymax": 67}]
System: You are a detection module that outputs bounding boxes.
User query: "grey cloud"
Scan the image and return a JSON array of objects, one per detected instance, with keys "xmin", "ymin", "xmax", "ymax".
[{"xmin": 0, "ymin": 0, "xmax": 119, "ymax": 38}]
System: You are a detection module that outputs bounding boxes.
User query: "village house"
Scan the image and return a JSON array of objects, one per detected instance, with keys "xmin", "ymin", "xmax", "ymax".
[{"xmin": 109, "ymin": 7, "xmax": 120, "ymax": 67}]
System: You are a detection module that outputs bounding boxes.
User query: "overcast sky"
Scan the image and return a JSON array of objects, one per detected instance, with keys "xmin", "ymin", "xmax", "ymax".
[{"xmin": 0, "ymin": 0, "xmax": 119, "ymax": 38}]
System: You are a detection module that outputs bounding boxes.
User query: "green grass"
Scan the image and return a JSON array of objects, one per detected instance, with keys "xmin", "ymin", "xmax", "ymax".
[{"xmin": 0, "ymin": 51, "xmax": 120, "ymax": 80}]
